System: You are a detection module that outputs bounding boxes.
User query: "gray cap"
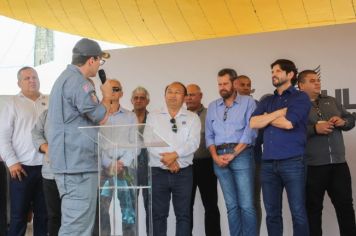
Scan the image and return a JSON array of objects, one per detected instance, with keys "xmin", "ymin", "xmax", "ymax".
[{"xmin": 72, "ymin": 38, "xmax": 110, "ymax": 59}]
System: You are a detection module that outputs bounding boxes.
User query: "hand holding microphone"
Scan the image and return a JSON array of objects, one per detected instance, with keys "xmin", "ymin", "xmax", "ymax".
[
  {"xmin": 98, "ymin": 69, "xmax": 112, "ymax": 97},
  {"xmin": 98, "ymin": 69, "xmax": 107, "ymax": 84},
  {"xmin": 98, "ymin": 69, "xmax": 113, "ymax": 113}
]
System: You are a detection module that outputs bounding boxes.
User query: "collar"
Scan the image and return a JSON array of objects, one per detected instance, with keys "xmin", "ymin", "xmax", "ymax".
[
  {"xmin": 68, "ymin": 64, "xmax": 87, "ymax": 79},
  {"xmin": 217, "ymin": 95, "xmax": 240, "ymax": 106},
  {"xmin": 318, "ymin": 93, "xmax": 327, "ymax": 99},
  {"xmin": 273, "ymin": 85, "xmax": 296, "ymax": 96},
  {"xmin": 18, "ymin": 92, "xmax": 45, "ymax": 101},
  {"xmin": 112, "ymin": 106, "xmax": 126, "ymax": 115},
  {"xmin": 160, "ymin": 106, "xmax": 188, "ymax": 118},
  {"xmin": 196, "ymin": 104, "xmax": 205, "ymax": 113}
]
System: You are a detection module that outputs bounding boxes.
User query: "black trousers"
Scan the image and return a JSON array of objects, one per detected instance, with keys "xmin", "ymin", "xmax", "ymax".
[
  {"xmin": 306, "ymin": 163, "xmax": 356, "ymax": 236},
  {"xmin": 0, "ymin": 162, "xmax": 7, "ymax": 236},
  {"xmin": 42, "ymin": 178, "xmax": 61, "ymax": 236},
  {"xmin": 190, "ymin": 158, "xmax": 221, "ymax": 236}
]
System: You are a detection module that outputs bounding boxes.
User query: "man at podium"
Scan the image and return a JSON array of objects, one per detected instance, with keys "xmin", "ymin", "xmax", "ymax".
[{"xmin": 99, "ymin": 79, "xmax": 138, "ymax": 236}]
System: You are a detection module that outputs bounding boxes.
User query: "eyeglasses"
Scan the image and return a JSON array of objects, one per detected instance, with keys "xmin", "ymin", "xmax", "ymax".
[
  {"xmin": 223, "ymin": 106, "xmax": 230, "ymax": 122},
  {"xmin": 112, "ymin": 87, "xmax": 122, "ymax": 93},
  {"xmin": 100, "ymin": 59, "xmax": 106, "ymax": 66},
  {"xmin": 170, "ymin": 118, "xmax": 178, "ymax": 133}
]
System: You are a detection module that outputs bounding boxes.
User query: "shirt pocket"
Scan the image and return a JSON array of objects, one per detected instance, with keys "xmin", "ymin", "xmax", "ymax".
[{"xmin": 177, "ymin": 124, "xmax": 190, "ymax": 143}]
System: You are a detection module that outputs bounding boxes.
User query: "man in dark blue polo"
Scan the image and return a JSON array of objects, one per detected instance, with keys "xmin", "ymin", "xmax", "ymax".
[{"xmin": 250, "ymin": 59, "xmax": 311, "ymax": 236}]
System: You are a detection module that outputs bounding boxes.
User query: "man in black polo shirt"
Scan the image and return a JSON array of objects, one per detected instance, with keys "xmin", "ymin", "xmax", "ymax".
[{"xmin": 298, "ymin": 70, "xmax": 356, "ymax": 236}]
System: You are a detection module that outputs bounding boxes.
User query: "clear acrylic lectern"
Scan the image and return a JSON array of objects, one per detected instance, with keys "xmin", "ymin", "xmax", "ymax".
[{"xmin": 79, "ymin": 124, "xmax": 168, "ymax": 236}]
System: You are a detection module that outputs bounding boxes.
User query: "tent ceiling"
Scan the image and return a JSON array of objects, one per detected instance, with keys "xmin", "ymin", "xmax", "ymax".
[{"xmin": 1, "ymin": 0, "xmax": 356, "ymax": 46}]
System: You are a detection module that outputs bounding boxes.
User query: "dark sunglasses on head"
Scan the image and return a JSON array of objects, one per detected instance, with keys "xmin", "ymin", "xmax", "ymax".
[
  {"xmin": 112, "ymin": 87, "xmax": 122, "ymax": 93},
  {"xmin": 170, "ymin": 118, "xmax": 178, "ymax": 133}
]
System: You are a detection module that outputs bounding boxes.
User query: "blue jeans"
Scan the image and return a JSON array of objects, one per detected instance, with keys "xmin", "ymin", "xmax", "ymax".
[
  {"xmin": 8, "ymin": 165, "xmax": 47, "ymax": 236},
  {"xmin": 214, "ymin": 147, "xmax": 256, "ymax": 236},
  {"xmin": 152, "ymin": 166, "xmax": 193, "ymax": 236},
  {"xmin": 261, "ymin": 156, "xmax": 309, "ymax": 236}
]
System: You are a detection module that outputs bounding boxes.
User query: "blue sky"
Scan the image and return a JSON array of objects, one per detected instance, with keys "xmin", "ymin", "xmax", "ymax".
[{"xmin": 0, "ymin": 16, "xmax": 126, "ymax": 95}]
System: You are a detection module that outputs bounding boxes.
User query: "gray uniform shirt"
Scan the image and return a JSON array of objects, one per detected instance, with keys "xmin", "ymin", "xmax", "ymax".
[
  {"xmin": 305, "ymin": 94, "xmax": 355, "ymax": 166},
  {"xmin": 47, "ymin": 64, "xmax": 106, "ymax": 173},
  {"xmin": 193, "ymin": 105, "xmax": 211, "ymax": 159},
  {"xmin": 31, "ymin": 110, "xmax": 53, "ymax": 179}
]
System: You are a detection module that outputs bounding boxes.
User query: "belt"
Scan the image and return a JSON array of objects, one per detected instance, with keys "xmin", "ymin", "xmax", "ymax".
[{"xmin": 216, "ymin": 143, "xmax": 238, "ymax": 151}]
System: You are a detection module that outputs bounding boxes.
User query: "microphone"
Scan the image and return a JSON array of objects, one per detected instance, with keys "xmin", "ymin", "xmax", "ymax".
[{"xmin": 98, "ymin": 69, "xmax": 106, "ymax": 84}]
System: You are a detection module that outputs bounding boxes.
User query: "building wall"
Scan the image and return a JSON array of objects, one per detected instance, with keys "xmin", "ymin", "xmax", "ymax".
[{"xmin": 102, "ymin": 22, "xmax": 356, "ymax": 236}]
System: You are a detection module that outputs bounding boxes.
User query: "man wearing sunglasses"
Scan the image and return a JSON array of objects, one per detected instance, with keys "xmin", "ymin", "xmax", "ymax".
[
  {"xmin": 47, "ymin": 38, "xmax": 113, "ymax": 236},
  {"xmin": 146, "ymin": 82, "xmax": 201, "ymax": 236},
  {"xmin": 206, "ymin": 68, "xmax": 257, "ymax": 236},
  {"xmin": 99, "ymin": 79, "xmax": 138, "ymax": 236}
]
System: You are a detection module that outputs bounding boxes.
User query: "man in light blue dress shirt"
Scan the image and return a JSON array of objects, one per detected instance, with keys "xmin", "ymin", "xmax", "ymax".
[
  {"xmin": 99, "ymin": 79, "xmax": 138, "ymax": 236},
  {"xmin": 206, "ymin": 68, "xmax": 257, "ymax": 236}
]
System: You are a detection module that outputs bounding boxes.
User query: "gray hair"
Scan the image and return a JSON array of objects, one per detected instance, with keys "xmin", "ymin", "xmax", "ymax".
[
  {"xmin": 17, "ymin": 66, "xmax": 35, "ymax": 80},
  {"xmin": 131, "ymin": 86, "xmax": 150, "ymax": 100}
]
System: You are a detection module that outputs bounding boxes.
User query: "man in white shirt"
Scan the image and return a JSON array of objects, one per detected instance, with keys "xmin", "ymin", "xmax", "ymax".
[
  {"xmin": 0, "ymin": 66, "xmax": 48, "ymax": 236},
  {"xmin": 146, "ymin": 82, "xmax": 201, "ymax": 236}
]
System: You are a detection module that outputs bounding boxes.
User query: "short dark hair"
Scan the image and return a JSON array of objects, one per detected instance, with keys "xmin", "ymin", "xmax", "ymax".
[
  {"xmin": 297, "ymin": 70, "xmax": 317, "ymax": 84},
  {"xmin": 165, "ymin": 81, "xmax": 187, "ymax": 96},
  {"xmin": 71, "ymin": 55, "xmax": 98, "ymax": 66},
  {"xmin": 237, "ymin": 75, "xmax": 251, "ymax": 81},
  {"xmin": 271, "ymin": 59, "xmax": 298, "ymax": 86},
  {"xmin": 218, "ymin": 68, "xmax": 238, "ymax": 83}
]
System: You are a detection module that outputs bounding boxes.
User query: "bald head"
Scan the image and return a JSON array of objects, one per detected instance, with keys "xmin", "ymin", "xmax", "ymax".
[
  {"xmin": 185, "ymin": 84, "xmax": 203, "ymax": 112},
  {"xmin": 234, "ymin": 75, "xmax": 252, "ymax": 96},
  {"xmin": 186, "ymin": 84, "xmax": 201, "ymax": 92}
]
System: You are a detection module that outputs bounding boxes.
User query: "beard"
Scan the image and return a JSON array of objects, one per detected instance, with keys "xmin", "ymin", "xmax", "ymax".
[
  {"xmin": 272, "ymin": 76, "xmax": 288, "ymax": 88},
  {"xmin": 219, "ymin": 88, "xmax": 234, "ymax": 99}
]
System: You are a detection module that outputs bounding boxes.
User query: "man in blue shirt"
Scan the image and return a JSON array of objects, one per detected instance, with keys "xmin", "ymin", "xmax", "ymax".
[
  {"xmin": 99, "ymin": 79, "xmax": 138, "ymax": 236},
  {"xmin": 250, "ymin": 59, "xmax": 311, "ymax": 236},
  {"xmin": 206, "ymin": 68, "xmax": 257, "ymax": 236}
]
